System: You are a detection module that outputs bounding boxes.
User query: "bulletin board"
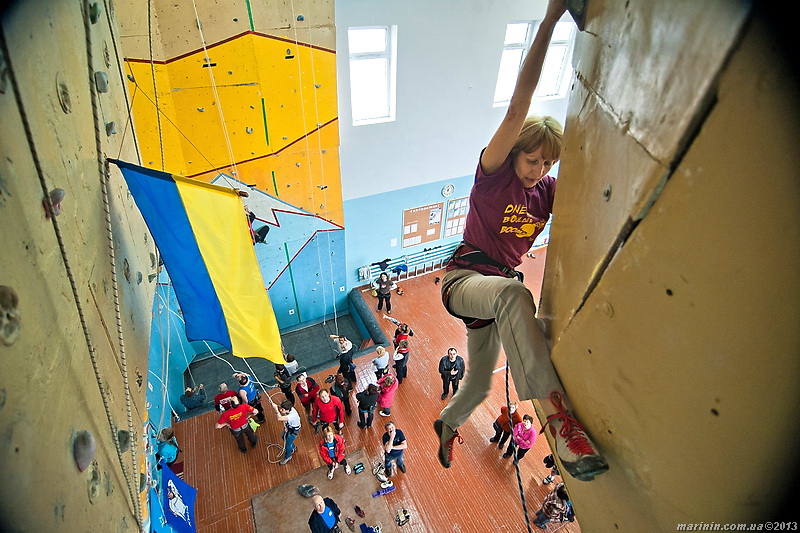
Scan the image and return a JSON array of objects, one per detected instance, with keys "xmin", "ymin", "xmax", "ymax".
[
  {"xmin": 444, "ymin": 196, "xmax": 469, "ymax": 238},
  {"xmin": 402, "ymin": 202, "xmax": 444, "ymax": 248}
]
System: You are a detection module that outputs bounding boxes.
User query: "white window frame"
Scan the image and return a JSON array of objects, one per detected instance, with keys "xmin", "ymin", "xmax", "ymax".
[
  {"xmin": 347, "ymin": 25, "xmax": 398, "ymax": 126},
  {"xmin": 492, "ymin": 20, "xmax": 575, "ymax": 107}
]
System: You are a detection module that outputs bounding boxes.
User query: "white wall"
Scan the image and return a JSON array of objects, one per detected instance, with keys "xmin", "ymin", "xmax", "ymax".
[{"xmin": 336, "ymin": 0, "xmax": 571, "ymax": 201}]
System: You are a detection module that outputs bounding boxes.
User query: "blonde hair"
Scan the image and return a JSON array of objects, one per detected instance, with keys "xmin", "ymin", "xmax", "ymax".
[
  {"xmin": 376, "ymin": 346, "xmax": 386, "ymax": 355},
  {"xmin": 511, "ymin": 115, "xmax": 563, "ymax": 161}
]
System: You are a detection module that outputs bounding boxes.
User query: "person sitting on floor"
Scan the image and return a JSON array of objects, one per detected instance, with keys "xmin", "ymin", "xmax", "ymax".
[{"xmin": 179, "ymin": 384, "xmax": 205, "ymax": 410}]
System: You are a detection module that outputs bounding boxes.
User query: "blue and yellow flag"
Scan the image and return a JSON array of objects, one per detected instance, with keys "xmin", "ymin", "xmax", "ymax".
[{"xmin": 111, "ymin": 160, "xmax": 283, "ymax": 362}]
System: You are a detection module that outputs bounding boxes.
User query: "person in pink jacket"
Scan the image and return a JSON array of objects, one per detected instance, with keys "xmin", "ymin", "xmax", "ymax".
[
  {"xmin": 505, "ymin": 414, "xmax": 537, "ymax": 461},
  {"xmin": 377, "ymin": 374, "xmax": 398, "ymax": 417}
]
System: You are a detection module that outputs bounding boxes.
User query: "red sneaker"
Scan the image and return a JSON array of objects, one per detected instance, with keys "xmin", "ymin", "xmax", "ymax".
[{"xmin": 541, "ymin": 392, "xmax": 609, "ymax": 481}]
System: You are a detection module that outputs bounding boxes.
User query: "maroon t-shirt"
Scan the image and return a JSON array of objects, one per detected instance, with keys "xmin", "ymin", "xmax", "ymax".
[{"xmin": 451, "ymin": 153, "xmax": 556, "ymax": 277}]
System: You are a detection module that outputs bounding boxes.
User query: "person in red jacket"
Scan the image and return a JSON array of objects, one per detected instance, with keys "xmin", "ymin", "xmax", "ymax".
[
  {"xmin": 489, "ymin": 401, "xmax": 523, "ymax": 455},
  {"xmin": 312, "ymin": 389, "xmax": 345, "ymax": 432},
  {"xmin": 215, "ymin": 401, "xmax": 258, "ymax": 453},
  {"xmin": 295, "ymin": 373, "xmax": 320, "ymax": 421},
  {"xmin": 377, "ymin": 374, "xmax": 399, "ymax": 417},
  {"xmin": 318, "ymin": 425, "xmax": 351, "ymax": 479}
]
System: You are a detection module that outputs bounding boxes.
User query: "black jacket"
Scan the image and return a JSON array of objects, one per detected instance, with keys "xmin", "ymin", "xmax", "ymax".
[{"xmin": 308, "ymin": 497, "xmax": 341, "ymax": 533}]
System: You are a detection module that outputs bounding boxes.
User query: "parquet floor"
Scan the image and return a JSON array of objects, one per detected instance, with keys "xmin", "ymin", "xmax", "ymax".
[{"xmin": 173, "ymin": 248, "xmax": 582, "ymax": 532}]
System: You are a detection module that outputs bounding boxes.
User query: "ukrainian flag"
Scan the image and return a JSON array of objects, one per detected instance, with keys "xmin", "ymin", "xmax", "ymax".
[{"xmin": 111, "ymin": 159, "xmax": 283, "ymax": 362}]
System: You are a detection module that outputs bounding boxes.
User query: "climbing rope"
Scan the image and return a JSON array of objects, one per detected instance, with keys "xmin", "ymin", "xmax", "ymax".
[
  {"xmin": 147, "ymin": 0, "xmax": 166, "ymax": 171},
  {"xmin": 287, "ymin": 0, "xmax": 339, "ymax": 333},
  {"xmin": 0, "ymin": 19, "xmax": 141, "ymax": 529},
  {"xmin": 505, "ymin": 362, "xmax": 534, "ymax": 533},
  {"xmin": 102, "ymin": 0, "xmax": 143, "ymax": 165},
  {"xmin": 190, "ymin": 0, "xmax": 241, "ymax": 187},
  {"xmin": 81, "ymin": 3, "xmax": 142, "ymax": 525}
]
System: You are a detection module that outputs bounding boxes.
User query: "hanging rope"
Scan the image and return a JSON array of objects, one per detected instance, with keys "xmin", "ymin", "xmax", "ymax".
[
  {"xmin": 102, "ymin": 0, "xmax": 143, "ymax": 165},
  {"xmin": 190, "ymin": 0, "xmax": 241, "ymax": 187},
  {"xmin": 298, "ymin": 0, "xmax": 339, "ymax": 332},
  {"xmin": 0, "ymin": 21, "xmax": 141, "ymax": 529},
  {"xmin": 81, "ymin": 3, "xmax": 142, "ymax": 525},
  {"xmin": 505, "ymin": 361, "xmax": 533, "ymax": 533},
  {"xmin": 147, "ymin": 0, "xmax": 166, "ymax": 171}
]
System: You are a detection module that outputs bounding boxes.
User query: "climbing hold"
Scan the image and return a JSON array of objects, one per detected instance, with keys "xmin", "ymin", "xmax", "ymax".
[
  {"xmin": 94, "ymin": 71, "xmax": 109, "ymax": 93},
  {"xmin": 197, "ymin": 107, "xmax": 205, "ymax": 112},
  {"xmin": 117, "ymin": 429, "xmax": 131, "ymax": 452},
  {"xmin": 105, "ymin": 121, "xmax": 117, "ymax": 135},
  {"xmin": 246, "ymin": 127, "xmax": 253, "ymax": 134},
  {"xmin": 73, "ymin": 430, "xmax": 96, "ymax": 472},
  {"xmin": 314, "ymin": 84, "xmax": 321, "ymax": 89},
  {"xmin": 126, "ymin": 74, "xmax": 135, "ymax": 82},
  {"xmin": 56, "ymin": 73, "xmax": 72, "ymax": 114},
  {"xmin": 43, "ymin": 188, "xmax": 65, "ymax": 218},
  {"xmin": 297, "ymin": 15, "xmax": 304, "ymax": 21},
  {"xmin": 0, "ymin": 286, "xmax": 21, "ymax": 347},
  {"xmin": 88, "ymin": 2, "xmax": 102, "ymax": 23}
]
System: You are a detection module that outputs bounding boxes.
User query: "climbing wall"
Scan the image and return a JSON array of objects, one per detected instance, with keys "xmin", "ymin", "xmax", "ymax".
[
  {"xmin": 0, "ymin": 0, "xmax": 156, "ymax": 530},
  {"xmin": 117, "ymin": 0, "xmax": 345, "ymax": 330},
  {"xmin": 540, "ymin": 1, "xmax": 800, "ymax": 530}
]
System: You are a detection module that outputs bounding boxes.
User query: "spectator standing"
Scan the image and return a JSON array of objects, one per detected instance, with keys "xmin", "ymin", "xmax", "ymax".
[
  {"xmin": 372, "ymin": 272, "xmax": 397, "ymax": 314},
  {"xmin": 274, "ymin": 363, "xmax": 296, "ymax": 405},
  {"xmin": 505, "ymin": 414, "xmax": 537, "ymax": 461},
  {"xmin": 372, "ymin": 346, "xmax": 390, "ymax": 379},
  {"xmin": 271, "ymin": 399, "xmax": 301, "ymax": 465},
  {"xmin": 213, "ymin": 383, "xmax": 238, "ymax": 411},
  {"xmin": 438, "ymin": 348, "xmax": 465, "ymax": 400},
  {"xmin": 377, "ymin": 374, "xmax": 398, "ymax": 417},
  {"xmin": 489, "ymin": 401, "xmax": 523, "ymax": 452},
  {"xmin": 295, "ymin": 373, "xmax": 320, "ymax": 420},
  {"xmin": 234, "ymin": 372, "xmax": 266, "ymax": 423},
  {"xmin": 308, "ymin": 495, "xmax": 342, "ymax": 533},
  {"xmin": 356, "ymin": 383, "xmax": 379, "ymax": 429},
  {"xmin": 392, "ymin": 340, "xmax": 410, "ymax": 385},
  {"xmin": 318, "ymin": 425, "xmax": 351, "ymax": 479},
  {"xmin": 312, "ymin": 389, "xmax": 345, "ymax": 432},
  {"xmin": 330, "ymin": 373, "xmax": 353, "ymax": 417},
  {"xmin": 381, "ymin": 421, "xmax": 407, "ymax": 476},
  {"xmin": 215, "ymin": 401, "xmax": 258, "ymax": 453}
]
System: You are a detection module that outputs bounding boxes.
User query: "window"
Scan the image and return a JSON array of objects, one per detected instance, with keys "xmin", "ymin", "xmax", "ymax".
[
  {"xmin": 444, "ymin": 197, "xmax": 469, "ymax": 238},
  {"xmin": 493, "ymin": 20, "xmax": 575, "ymax": 106},
  {"xmin": 348, "ymin": 26, "xmax": 397, "ymax": 126}
]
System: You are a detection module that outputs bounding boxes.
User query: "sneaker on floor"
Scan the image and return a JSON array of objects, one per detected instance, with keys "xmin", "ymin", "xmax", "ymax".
[
  {"xmin": 398, "ymin": 464, "xmax": 406, "ymax": 474},
  {"xmin": 279, "ymin": 455, "xmax": 292, "ymax": 466},
  {"xmin": 541, "ymin": 391, "xmax": 609, "ymax": 481},
  {"xmin": 379, "ymin": 411, "xmax": 390, "ymax": 417},
  {"xmin": 433, "ymin": 419, "xmax": 462, "ymax": 469},
  {"xmin": 345, "ymin": 465, "xmax": 352, "ymax": 475},
  {"xmin": 375, "ymin": 471, "xmax": 389, "ymax": 483}
]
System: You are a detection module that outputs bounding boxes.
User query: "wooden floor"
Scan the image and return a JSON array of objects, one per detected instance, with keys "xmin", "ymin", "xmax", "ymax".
[{"xmin": 174, "ymin": 248, "xmax": 582, "ymax": 533}]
